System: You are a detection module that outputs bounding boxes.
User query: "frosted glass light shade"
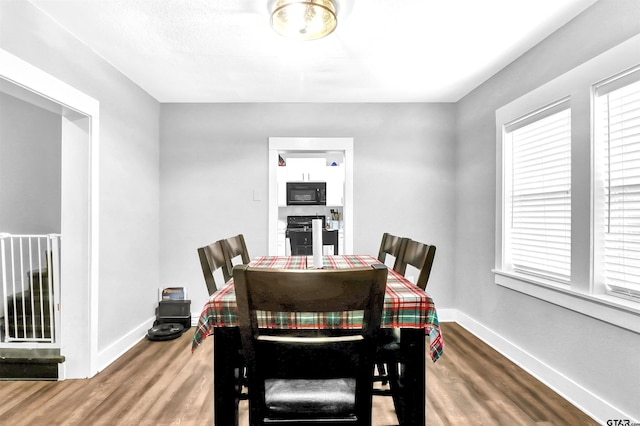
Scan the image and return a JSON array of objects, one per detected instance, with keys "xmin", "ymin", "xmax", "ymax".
[{"xmin": 270, "ymin": 0, "xmax": 338, "ymax": 41}]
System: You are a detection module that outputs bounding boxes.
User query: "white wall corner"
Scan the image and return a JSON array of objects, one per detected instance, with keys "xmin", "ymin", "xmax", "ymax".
[{"xmin": 448, "ymin": 310, "xmax": 635, "ymax": 424}]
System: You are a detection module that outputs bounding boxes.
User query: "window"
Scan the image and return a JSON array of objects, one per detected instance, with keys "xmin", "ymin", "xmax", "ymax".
[
  {"xmin": 504, "ymin": 101, "xmax": 572, "ymax": 282},
  {"xmin": 495, "ymin": 34, "xmax": 640, "ymax": 334},
  {"xmin": 594, "ymin": 66, "xmax": 640, "ymax": 301}
]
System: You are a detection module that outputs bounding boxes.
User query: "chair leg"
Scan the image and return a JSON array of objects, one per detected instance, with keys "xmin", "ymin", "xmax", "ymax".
[
  {"xmin": 387, "ymin": 362, "xmax": 406, "ymax": 425},
  {"xmin": 376, "ymin": 362, "xmax": 388, "ymax": 385},
  {"xmin": 235, "ymin": 366, "xmax": 249, "ymax": 400}
]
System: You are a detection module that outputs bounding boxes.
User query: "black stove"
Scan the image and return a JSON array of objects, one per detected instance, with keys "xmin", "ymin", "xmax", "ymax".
[
  {"xmin": 286, "ymin": 215, "xmax": 337, "ymax": 255},
  {"xmin": 286, "ymin": 215, "xmax": 325, "ymax": 232}
]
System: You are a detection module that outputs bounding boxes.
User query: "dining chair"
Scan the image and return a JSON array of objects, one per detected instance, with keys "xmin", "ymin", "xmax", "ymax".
[
  {"xmin": 377, "ymin": 232, "xmax": 408, "ymax": 270},
  {"xmin": 373, "ymin": 239, "xmax": 436, "ymax": 418},
  {"xmin": 394, "ymin": 239, "xmax": 437, "ymax": 290},
  {"xmin": 198, "ymin": 238, "xmax": 250, "ymax": 400},
  {"xmin": 222, "ymin": 234, "xmax": 250, "ymax": 275},
  {"xmin": 197, "ymin": 240, "xmax": 228, "ymax": 295},
  {"xmin": 234, "ymin": 263, "xmax": 388, "ymax": 425},
  {"xmin": 374, "ymin": 233, "xmax": 408, "ymax": 383}
]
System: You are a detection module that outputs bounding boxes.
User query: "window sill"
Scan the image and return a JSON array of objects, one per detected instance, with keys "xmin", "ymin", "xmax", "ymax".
[{"xmin": 493, "ymin": 270, "xmax": 640, "ymax": 335}]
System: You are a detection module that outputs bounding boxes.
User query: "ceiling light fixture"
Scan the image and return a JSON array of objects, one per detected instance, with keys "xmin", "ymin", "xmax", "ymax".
[{"xmin": 270, "ymin": 0, "xmax": 338, "ymax": 41}]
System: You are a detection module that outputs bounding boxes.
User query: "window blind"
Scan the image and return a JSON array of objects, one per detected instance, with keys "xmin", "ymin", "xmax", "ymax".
[
  {"xmin": 597, "ymin": 70, "xmax": 640, "ymax": 300},
  {"xmin": 506, "ymin": 106, "xmax": 572, "ymax": 281}
]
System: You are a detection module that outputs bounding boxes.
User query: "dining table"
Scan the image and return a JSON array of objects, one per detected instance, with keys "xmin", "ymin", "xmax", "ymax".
[{"xmin": 191, "ymin": 254, "xmax": 444, "ymax": 426}]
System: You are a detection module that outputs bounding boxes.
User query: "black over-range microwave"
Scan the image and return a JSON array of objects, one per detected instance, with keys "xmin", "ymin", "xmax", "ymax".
[{"xmin": 286, "ymin": 182, "xmax": 327, "ymax": 206}]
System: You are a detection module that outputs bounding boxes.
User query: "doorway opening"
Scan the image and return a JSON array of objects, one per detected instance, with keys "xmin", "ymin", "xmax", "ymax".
[
  {"xmin": 268, "ymin": 137, "xmax": 353, "ymax": 255},
  {"xmin": 0, "ymin": 48, "xmax": 99, "ymax": 379}
]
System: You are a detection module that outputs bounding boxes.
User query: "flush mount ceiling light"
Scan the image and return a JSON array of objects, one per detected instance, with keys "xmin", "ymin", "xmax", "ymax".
[{"xmin": 270, "ymin": 0, "xmax": 338, "ymax": 41}]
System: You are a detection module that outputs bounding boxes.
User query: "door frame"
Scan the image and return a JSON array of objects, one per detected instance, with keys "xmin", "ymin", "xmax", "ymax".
[
  {"xmin": 0, "ymin": 48, "xmax": 100, "ymax": 379},
  {"xmin": 268, "ymin": 137, "xmax": 353, "ymax": 255}
]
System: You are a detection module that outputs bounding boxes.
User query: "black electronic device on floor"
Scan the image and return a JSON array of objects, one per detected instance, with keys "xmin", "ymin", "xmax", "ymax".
[
  {"xmin": 146, "ymin": 299, "xmax": 191, "ymax": 341},
  {"xmin": 156, "ymin": 300, "xmax": 191, "ymax": 328}
]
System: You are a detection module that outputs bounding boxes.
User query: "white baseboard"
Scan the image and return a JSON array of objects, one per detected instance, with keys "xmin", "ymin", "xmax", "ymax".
[
  {"xmin": 95, "ymin": 316, "xmax": 155, "ymax": 373},
  {"xmin": 446, "ymin": 310, "xmax": 635, "ymax": 424},
  {"xmin": 96, "ymin": 314, "xmax": 200, "ymax": 374},
  {"xmin": 433, "ymin": 308, "xmax": 457, "ymax": 323}
]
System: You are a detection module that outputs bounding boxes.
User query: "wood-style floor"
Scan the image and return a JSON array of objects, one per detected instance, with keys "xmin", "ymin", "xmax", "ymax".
[{"xmin": 0, "ymin": 322, "xmax": 598, "ymax": 425}]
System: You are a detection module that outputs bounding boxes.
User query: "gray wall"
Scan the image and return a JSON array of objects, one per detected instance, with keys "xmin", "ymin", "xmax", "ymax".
[
  {"xmin": 0, "ymin": 92, "xmax": 61, "ymax": 234},
  {"xmin": 160, "ymin": 103, "xmax": 456, "ymax": 312},
  {"xmin": 0, "ymin": 1, "xmax": 161, "ymax": 356},
  {"xmin": 455, "ymin": 0, "xmax": 640, "ymax": 420}
]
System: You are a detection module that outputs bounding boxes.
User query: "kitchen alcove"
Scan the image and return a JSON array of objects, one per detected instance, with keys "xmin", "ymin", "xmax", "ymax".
[{"xmin": 268, "ymin": 137, "xmax": 354, "ymax": 256}]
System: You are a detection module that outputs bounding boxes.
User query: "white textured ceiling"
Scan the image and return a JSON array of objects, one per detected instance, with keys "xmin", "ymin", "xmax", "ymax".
[{"xmin": 29, "ymin": 0, "xmax": 598, "ymax": 103}]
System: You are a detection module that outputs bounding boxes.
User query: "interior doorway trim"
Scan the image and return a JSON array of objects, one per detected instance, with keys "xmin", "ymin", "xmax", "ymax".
[
  {"xmin": 0, "ymin": 48, "xmax": 100, "ymax": 379},
  {"xmin": 268, "ymin": 137, "xmax": 353, "ymax": 255}
]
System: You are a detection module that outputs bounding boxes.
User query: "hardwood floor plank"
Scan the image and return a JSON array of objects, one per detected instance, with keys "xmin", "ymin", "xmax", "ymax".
[
  {"xmin": 0, "ymin": 380, "xmax": 49, "ymax": 417},
  {"xmin": 429, "ymin": 323, "xmax": 597, "ymax": 426},
  {"xmin": 0, "ymin": 323, "xmax": 598, "ymax": 425}
]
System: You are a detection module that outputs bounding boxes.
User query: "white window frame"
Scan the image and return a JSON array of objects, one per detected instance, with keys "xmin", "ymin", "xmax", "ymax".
[
  {"xmin": 593, "ymin": 66, "xmax": 640, "ymax": 302},
  {"xmin": 495, "ymin": 34, "xmax": 640, "ymax": 335},
  {"xmin": 503, "ymin": 99, "xmax": 572, "ymax": 283}
]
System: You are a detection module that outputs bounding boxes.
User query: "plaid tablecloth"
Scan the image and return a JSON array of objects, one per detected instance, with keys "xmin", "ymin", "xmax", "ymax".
[{"xmin": 192, "ymin": 255, "xmax": 443, "ymax": 362}]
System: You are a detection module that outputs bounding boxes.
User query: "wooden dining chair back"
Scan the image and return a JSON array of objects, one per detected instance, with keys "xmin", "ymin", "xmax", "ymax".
[
  {"xmin": 222, "ymin": 234, "xmax": 250, "ymax": 276},
  {"xmin": 377, "ymin": 233, "xmax": 407, "ymax": 270},
  {"xmin": 197, "ymin": 240, "xmax": 228, "ymax": 295},
  {"xmin": 396, "ymin": 239, "xmax": 436, "ymax": 290},
  {"xmin": 234, "ymin": 264, "xmax": 388, "ymax": 425},
  {"xmin": 373, "ymin": 239, "xmax": 436, "ymax": 420}
]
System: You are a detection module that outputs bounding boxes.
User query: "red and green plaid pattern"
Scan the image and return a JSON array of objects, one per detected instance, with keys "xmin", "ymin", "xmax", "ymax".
[
  {"xmin": 252, "ymin": 311, "xmax": 366, "ymax": 330},
  {"xmin": 248, "ymin": 256, "xmax": 307, "ymax": 269},
  {"xmin": 192, "ymin": 255, "xmax": 443, "ymax": 362},
  {"xmin": 312, "ymin": 254, "xmax": 375, "ymax": 269}
]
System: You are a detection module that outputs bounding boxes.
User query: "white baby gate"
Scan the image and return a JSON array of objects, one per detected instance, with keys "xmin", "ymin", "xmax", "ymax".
[{"xmin": 0, "ymin": 233, "xmax": 61, "ymax": 346}]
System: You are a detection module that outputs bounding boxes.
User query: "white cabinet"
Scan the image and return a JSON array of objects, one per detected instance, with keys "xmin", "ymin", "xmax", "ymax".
[
  {"xmin": 278, "ymin": 157, "xmax": 344, "ymax": 206},
  {"xmin": 325, "ymin": 164, "xmax": 344, "ymax": 206},
  {"xmin": 276, "ymin": 221, "xmax": 287, "ymax": 255},
  {"xmin": 286, "ymin": 158, "xmax": 326, "ymax": 182},
  {"xmin": 277, "ymin": 166, "xmax": 287, "ymax": 206},
  {"xmin": 277, "ymin": 231, "xmax": 286, "ymax": 255}
]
